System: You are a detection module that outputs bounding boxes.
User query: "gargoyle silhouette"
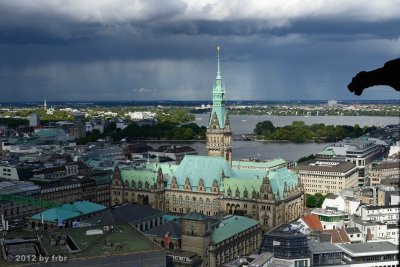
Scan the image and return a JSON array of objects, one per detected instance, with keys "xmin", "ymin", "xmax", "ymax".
[{"xmin": 348, "ymin": 58, "xmax": 400, "ymax": 95}]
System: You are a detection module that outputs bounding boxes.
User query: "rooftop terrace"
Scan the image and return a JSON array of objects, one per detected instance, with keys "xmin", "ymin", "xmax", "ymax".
[{"xmin": 1, "ymin": 224, "xmax": 163, "ymax": 266}]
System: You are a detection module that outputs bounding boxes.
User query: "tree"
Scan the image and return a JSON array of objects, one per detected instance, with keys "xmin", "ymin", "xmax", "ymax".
[
  {"xmin": 182, "ymin": 128, "xmax": 194, "ymax": 140},
  {"xmin": 306, "ymin": 194, "xmax": 317, "ymax": 208},
  {"xmin": 314, "ymin": 193, "xmax": 326, "ymax": 208},
  {"xmin": 254, "ymin": 120, "xmax": 275, "ymax": 135},
  {"xmin": 297, "ymin": 154, "xmax": 315, "ymax": 163}
]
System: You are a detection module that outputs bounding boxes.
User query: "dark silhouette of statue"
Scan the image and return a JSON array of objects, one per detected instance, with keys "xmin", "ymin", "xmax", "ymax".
[{"xmin": 348, "ymin": 58, "xmax": 400, "ymax": 95}]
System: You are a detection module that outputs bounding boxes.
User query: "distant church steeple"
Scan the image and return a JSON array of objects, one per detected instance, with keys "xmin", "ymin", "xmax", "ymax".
[{"xmin": 206, "ymin": 46, "xmax": 232, "ymax": 165}]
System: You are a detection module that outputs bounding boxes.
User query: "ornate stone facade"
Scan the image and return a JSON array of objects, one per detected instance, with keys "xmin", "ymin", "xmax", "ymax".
[
  {"xmin": 110, "ymin": 47, "xmax": 305, "ymax": 230},
  {"xmin": 110, "ymin": 156, "xmax": 305, "ymax": 230}
]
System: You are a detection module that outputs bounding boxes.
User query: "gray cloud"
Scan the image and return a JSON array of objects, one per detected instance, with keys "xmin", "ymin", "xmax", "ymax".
[{"xmin": 0, "ymin": 0, "xmax": 399, "ymax": 101}]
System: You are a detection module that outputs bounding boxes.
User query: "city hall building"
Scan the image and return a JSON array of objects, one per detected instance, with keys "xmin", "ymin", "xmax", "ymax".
[{"xmin": 110, "ymin": 47, "xmax": 305, "ymax": 229}]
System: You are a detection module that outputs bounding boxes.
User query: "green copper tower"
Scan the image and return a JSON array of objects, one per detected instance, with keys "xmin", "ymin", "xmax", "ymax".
[{"xmin": 206, "ymin": 46, "xmax": 232, "ymax": 164}]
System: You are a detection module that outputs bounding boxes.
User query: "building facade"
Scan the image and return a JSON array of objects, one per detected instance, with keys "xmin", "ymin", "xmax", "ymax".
[
  {"xmin": 110, "ymin": 47, "xmax": 305, "ymax": 230},
  {"xmin": 321, "ymin": 137, "xmax": 387, "ymax": 186},
  {"xmin": 369, "ymin": 162, "xmax": 400, "ymax": 186},
  {"xmin": 295, "ymin": 160, "xmax": 358, "ymax": 195},
  {"xmin": 258, "ymin": 223, "xmax": 311, "ymax": 267}
]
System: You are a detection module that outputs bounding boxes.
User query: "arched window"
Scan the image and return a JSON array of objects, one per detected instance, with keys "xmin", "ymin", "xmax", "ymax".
[
  {"xmin": 199, "ymin": 198, "xmax": 204, "ymax": 207},
  {"xmin": 206, "ymin": 198, "xmax": 211, "ymax": 208}
]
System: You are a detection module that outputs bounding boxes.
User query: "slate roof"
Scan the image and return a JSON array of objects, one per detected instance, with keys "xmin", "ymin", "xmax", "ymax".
[
  {"xmin": 371, "ymin": 162, "xmax": 399, "ymax": 170},
  {"xmin": 345, "ymin": 227, "xmax": 362, "ymax": 234},
  {"xmin": 365, "ymin": 204, "xmax": 400, "ymax": 210},
  {"xmin": 301, "ymin": 214, "xmax": 323, "ymax": 231},
  {"xmin": 82, "ymin": 203, "xmax": 164, "ymax": 226},
  {"xmin": 211, "ymin": 215, "xmax": 259, "ymax": 244},
  {"xmin": 31, "ymin": 201, "xmax": 107, "ymax": 222},
  {"xmin": 296, "ymin": 160, "xmax": 357, "ymax": 173},
  {"xmin": 337, "ymin": 241, "xmax": 398, "ymax": 256},
  {"xmin": 308, "ymin": 241, "xmax": 342, "ymax": 253},
  {"xmin": 144, "ymin": 220, "xmax": 182, "ymax": 240}
]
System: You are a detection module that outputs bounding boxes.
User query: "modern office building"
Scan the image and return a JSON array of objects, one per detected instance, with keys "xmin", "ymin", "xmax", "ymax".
[
  {"xmin": 258, "ymin": 224, "xmax": 310, "ymax": 267},
  {"xmin": 69, "ymin": 112, "xmax": 86, "ymax": 140},
  {"xmin": 320, "ymin": 137, "xmax": 387, "ymax": 186},
  {"xmin": 308, "ymin": 241, "xmax": 342, "ymax": 266},
  {"xmin": 28, "ymin": 113, "xmax": 40, "ymax": 127},
  {"xmin": 295, "ymin": 160, "xmax": 358, "ymax": 195},
  {"xmin": 369, "ymin": 161, "xmax": 400, "ymax": 186},
  {"xmin": 336, "ymin": 241, "xmax": 398, "ymax": 266}
]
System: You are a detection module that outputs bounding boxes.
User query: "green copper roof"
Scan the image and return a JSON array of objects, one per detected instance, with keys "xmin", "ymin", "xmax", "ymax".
[
  {"xmin": 33, "ymin": 128, "xmax": 66, "ymax": 138},
  {"xmin": 182, "ymin": 212, "xmax": 209, "ymax": 221},
  {"xmin": 209, "ymin": 46, "xmax": 227, "ymax": 129},
  {"xmin": 120, "ymin": 167, "xmax": 158, "ymax": 187},
  {"xmin": 31, "ymin": 201, "xmax": 106, "ymax": 222},
  {"xmin": 232, "ymin": 158, "xmax": 287, "ymax": 169},
  {"xmin": 223, "ymin": 168, "xmax": 299, "ymax": 200},
  {"xmin": 114, "ymin": 155, "xmax": 299, "ymax": 200},
  {"xmin": 212, "ymin": 215, "xmax": 259, "ymax": 244},
  {"xmin": 222, "ymin": 178, "xmax": 263, "ymax": 197},
  {"xmin": 268, "ymin": 168, "xmax": 299, "ymax": 199},
  {"xmin": 173, "ymin": 155, "xmax": 233, "ymax": 191},
  {"xmin": 318, "ymin": 149, "xmax": 336, "ymax": 156}
]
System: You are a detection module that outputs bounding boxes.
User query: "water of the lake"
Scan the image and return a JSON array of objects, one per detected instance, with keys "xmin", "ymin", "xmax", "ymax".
[
  {"xmin": 146, "ymin": 115, "xmax": 399, "ymax": 162},
  {"xmin": 194, "ymin": 114, "xmax": 400, "ymax": 134}
]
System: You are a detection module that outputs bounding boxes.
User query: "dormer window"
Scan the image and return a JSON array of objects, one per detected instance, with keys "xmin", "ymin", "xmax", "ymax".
[{"xmin": 243, "ymin": 188, "xmax": 248, "ymax": 199}]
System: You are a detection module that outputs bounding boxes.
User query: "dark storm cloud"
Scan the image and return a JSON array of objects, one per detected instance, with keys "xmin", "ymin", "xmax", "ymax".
[{"xmin": 0, "ymin": 0, "xmax": 399, "ymax": 101}]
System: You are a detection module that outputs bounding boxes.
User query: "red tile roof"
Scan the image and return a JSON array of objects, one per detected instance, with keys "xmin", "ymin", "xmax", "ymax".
[{"xmin": 301, "ymin": 214, "xmax": 323, "ymax": 231}]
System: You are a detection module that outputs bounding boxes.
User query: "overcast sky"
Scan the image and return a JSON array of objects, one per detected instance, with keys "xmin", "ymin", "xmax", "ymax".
[{"xmin": 0, "ymin": 0, "xmax": 399, "ymax": 102}]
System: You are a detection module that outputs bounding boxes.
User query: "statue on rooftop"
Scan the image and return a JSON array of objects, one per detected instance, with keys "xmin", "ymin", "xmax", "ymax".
[{"xmin": 348, "ymin": 58, "xmax": 400, "ymax": 95}]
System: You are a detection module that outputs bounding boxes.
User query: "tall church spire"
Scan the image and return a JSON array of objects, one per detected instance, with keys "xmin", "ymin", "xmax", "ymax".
[
  {"xmin": 206, "ymin": 46, "xmax": 232, "ymax": 164},
  {"xmin": 216, "ymin": 45, "xmax": 221, "ymax": 79}
]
